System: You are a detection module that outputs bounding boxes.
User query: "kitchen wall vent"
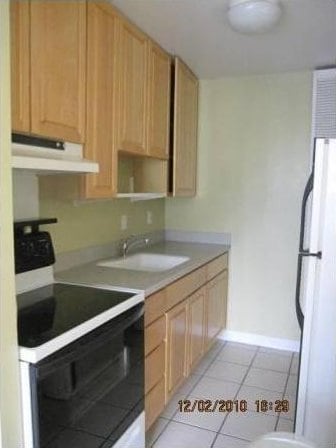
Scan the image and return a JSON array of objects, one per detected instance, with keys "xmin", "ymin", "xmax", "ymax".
[{"xmin": 312, "ymin": 68, "xmax": 336, "ymax": 139}]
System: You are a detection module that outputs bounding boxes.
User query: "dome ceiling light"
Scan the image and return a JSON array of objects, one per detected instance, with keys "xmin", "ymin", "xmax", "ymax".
[{"xmin": 228, "ymin": 0, "xmax": 283, "ymax": 34}]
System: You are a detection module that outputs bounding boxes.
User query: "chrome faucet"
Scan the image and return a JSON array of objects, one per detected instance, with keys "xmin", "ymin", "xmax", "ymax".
[{"xmin": 121, "ymin": 235, "xmax": 150, "ymax": 258}]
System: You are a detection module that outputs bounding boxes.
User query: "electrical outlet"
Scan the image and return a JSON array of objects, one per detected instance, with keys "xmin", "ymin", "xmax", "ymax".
[
  {"xmin": 121, "ymin": 215, "xmax": 128, "ymax": 231},
  {"xmin": 146, "ymin": 210, "xmax": 153, "ymax": 225}
]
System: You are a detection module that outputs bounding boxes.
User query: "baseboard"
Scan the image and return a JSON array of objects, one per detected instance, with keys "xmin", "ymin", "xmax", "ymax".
[{"xmin": 219, "ymin": 329, "xmax": 300, "ymax": 353}]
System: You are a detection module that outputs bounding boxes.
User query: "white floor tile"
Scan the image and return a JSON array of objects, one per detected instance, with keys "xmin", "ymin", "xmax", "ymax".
[
  {"xmin": 213, "ymin": 434, "xmax": 250, "ymax": 448},
  {"xmin": 236, "ymin": 385, "xmax": 284, "ymax": 417},
  {"xmin": 161, "ymin": 374, "xmax": 201, "ymax": 419},
  {"xmin": 281, "ymin": 394, "xmax": 296, "ymax": 420},
  {"xmin": 258, "ymin": 347, "xmax": 293, "ymax": 358},
  {"xmin": 244, "ymin": 368, "xmax": 287, "ymax": 393},
  {"xmin": 290, "ymin": 357, "xmax": 299, "ymax": 375},
  {"xmin": 179, "ymin": 374, "xmax": 201, "ymax": 395},
  {"xmin": 204, "ymin": 360, "xmax": 248, "ymax": 384},
  {"xmin": 173, "ymin": 397, "xmax": 226, "ymax": 432},
  {"xmin": 194, "ymin": 355, "xmax": 216, "ymax": 375},
  {"xmin": 220, "ymin": 411, "xmax": 277, "ymax": 441},
  {"xmin": 217, "ymin": 346, "xmax": 256, "ymax": 366},
  {"xmin": 276, "ymin": 418, "xmax": 294, "ymax": 432},
  {"xmin": 161, "ymin": 392, "xmax": 184, "ymax": 419},
  {"xmin": 191, "ymin": 377, "xmax": 240, "ymax": 401},
  {"xmin": 153, "ymin": 421, "xmax": 216, "ymax": 448},
  {"xmin": 207, "ymin": 340, "xmax": 226, "ymax": 358},
  {"xmin": 285, "ymin": 375, "xmax": 298, "ymax": 397},
  {"xmin": 252, "ymin": 353, "xmax": 291, "ymax": 373},
  {"xmin": 146, "ymin": 418, "xmax": 170, "ymax": 447},
  {"xmin": 224, "ymin": 342, "xmax": 258, "ymax": 352}
]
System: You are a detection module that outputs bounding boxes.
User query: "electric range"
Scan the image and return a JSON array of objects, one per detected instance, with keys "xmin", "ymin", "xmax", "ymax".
[{"xmin": 15, "ymin": 218, "xmax": 145, "ymax": 448}]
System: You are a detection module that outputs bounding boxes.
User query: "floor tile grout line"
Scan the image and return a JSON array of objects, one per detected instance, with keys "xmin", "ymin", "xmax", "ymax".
[
  {"xmin": 152, "ymin": 343, "xmax": 294, "ymax": 447},
  {"xmin": 243, "ymin": 365, "xmax": 293, "ymax": 375},
  {"xmin": 210, "ymin": 345, "xmax": 261, "ymax": 447},
  {"xmin": 275, "ymin": 351, "xmax": 295, "ymax": 431},
  {"xmin": 146, "ymin": 417, "xmax": 170, "ymax": 448},
  {"xmin": 152, "ymin": 341, "xmax": 227, "ymax": 447},
  {"xmin": 167, "ymin": 341, "xmax": 228, "ymax": 421}
]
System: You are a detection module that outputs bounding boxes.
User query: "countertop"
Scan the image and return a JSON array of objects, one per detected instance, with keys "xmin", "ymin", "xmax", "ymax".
[{"xmin": 56, "ymin": 241, "xmax": 230, "ymax": 296}]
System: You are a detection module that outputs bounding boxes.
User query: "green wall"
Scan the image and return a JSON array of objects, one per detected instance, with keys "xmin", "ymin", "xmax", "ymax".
[
  {"xmin": 166, "ymin": 72, "xmax": 312, "ymax": 341},
  {"xmin": 39, "ymin": 175, "xmax": 165, "ymax": 254}
]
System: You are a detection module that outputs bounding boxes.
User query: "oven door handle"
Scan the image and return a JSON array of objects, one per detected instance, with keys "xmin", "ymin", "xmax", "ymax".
[{"xmin": 34, "ymin": 303, "xmax": 144, "ymax": 379}]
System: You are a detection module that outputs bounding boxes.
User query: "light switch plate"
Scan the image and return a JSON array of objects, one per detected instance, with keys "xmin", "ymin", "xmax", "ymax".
[
  {"xmin": 121, "ymin": 215, "xmax": 128, "ymax": 230},
  {"xmin": 146, "ymin": 211, "xmax": 153, "ymax": 225}
]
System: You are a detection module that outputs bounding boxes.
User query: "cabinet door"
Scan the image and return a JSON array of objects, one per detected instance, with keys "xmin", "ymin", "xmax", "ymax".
[
  {"xmin": 118, "ymin": 19, "xmax": 148, "ymax": 155},
  {"xmin": 166, "ymin": 300, "xmax": 188, "ymax": 399},
  {"xmin": 10, "ymin": 0, "xmax": 30, "ymax": 133},
  {"xmin": 172, "ymin": 57, "xmax": 198, "ymax": 197},
  {"xmin": 83, "ymin": 2, "xmax": 119, "ymax": 198},
  {"xmin": 206, "ymin": 271, "xmax": 228, "ymax": 348},
  {"xmin": 188, "ymin": 288, "xmax": 205, "ymax": 371},
  {"xmin": 30, "ymin": 1, "xmax": 86, "ymax": 143},
  {"xmin": 147, "ymin": 41, "xmax": 171, "ymax": 159}
]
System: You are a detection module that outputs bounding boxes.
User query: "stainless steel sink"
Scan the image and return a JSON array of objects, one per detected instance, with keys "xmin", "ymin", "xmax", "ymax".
[{"xmin": 97, "ymin": 253, "xmax": 190, "ymax": 272}]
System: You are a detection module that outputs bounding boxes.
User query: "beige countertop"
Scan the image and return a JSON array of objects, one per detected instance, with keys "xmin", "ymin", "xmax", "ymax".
[{"xmin": 56, "ymin": 241, "xmax": 230, "ymax": 296}]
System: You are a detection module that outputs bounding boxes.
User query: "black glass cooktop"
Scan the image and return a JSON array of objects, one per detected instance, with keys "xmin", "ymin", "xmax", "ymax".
[{"xmin": 17, "ymin": 283, "xmax": 135, "ymax": 348}]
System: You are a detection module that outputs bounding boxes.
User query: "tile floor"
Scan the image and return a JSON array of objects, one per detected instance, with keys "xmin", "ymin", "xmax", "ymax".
[{"xmin": 146, "ymin": 341, "xmax": 298, "ymax": 448}]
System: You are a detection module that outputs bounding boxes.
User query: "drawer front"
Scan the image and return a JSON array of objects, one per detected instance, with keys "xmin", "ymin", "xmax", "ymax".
[
  {"xmin": 145, "ymin": 377, "xmax": 165, "ymax": 430},
  {"xmin": 145, "ymin": 315, "xmax": 165, "ymax": 356},
  {"xmin": 145, "ymin": 288, "xmax": 167, "ymax": 326},
  {"xmin": 166, "ymin": 266, "xmax": 207, "ymax": 309},
  {"xmin": 207, "ymin": 253, "xmax": 228, "ymax": 280},
  {"xmin": 145, "ymin": 341, "xmax": 165, "ymax": 393}
]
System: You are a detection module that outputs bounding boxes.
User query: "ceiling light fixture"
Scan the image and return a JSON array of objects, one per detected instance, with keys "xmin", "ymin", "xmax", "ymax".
[{"xmin": 228, "ymin": 0, "xmax": 282, "ymax": 34}]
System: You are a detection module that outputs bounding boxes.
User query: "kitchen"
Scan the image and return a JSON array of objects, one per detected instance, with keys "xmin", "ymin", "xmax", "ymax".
[{"xmin": 0, "ymin": 1, "xmax": 336, "ymax": 448}]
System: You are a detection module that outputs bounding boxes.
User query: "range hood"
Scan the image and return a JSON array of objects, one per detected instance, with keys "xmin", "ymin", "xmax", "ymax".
[{"xmin": 12, "ymin": 134, "xmax": 99, "ymax": 174}]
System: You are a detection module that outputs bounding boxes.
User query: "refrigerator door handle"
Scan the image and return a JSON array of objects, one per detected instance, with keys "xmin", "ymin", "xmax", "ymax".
[
  {"xmin": 298, "ymin": 250, "xmax": 322, "ymax": 259},
  {"xmin": 295, "ymin": 172, "xmax": 314, "ymax": 330}
]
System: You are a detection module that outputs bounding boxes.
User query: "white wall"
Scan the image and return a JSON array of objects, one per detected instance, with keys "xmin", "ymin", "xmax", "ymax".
[
  {"xmin": 166, "ymin": 72, "xmax": 312, "ymax": 341},
  {"xmin": 13, "ymin": 172, "xmax": 39, "ymax": 220}
]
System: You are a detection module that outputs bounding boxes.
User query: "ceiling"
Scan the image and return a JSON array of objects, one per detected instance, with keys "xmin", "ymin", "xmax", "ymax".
[{"xmin": 111, "ymin": 0, "xmax": 336, "ymax": 79}]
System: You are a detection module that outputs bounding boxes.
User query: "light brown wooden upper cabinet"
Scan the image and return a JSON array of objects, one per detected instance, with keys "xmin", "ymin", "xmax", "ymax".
[
  {"xmin": 118, "ymin": 18, "xmax": 148, "ymax": 155},
  {"xmin": 147, "ymin": 42, "xmax": 171, "ymax": 159},
  {"xmin": 10, "ymin": 0, "xmax": 30, "ymax": 133},
  {"xmin": 30, "ymin": 1, "xmax": 86, "ymax": 143},
  {"xmin": 83, "ymin": 1, "xmax": 119, "ymax": 198},
  {"xmin": 166, "ymin": 300, "xmax": 189, "ymax": 400},
  {"xmin": 171, "ymin": 57, "xmax": 199, "ymax": 197},
  {"xmin": 206, "ymin": 271, "xmax": 228, "ymax": 348}
]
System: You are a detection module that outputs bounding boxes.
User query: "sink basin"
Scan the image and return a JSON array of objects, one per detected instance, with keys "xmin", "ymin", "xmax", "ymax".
[{"xmin": 97, "ymin": 253, "xmax": 190, "ymax": 272}]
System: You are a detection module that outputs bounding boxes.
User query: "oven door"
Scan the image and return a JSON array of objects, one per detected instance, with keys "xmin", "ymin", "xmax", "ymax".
[{"xmin": 27, "ymin": 303, "xmax": 144, "ymax": 448}]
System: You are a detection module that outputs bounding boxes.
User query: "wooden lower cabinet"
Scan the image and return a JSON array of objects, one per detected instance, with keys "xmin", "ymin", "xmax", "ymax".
[
  {"xmin": 145, "ymin": 377, "xmax": 165, "ymax": 431},
  {"xmin": 145, "ymin": 254, "xmax": 229, "ymax": 431},
  {"xmin": 165, "ymin": 300, "xmax": 189, "ymax": 400},
  {"xmin": 144, "ymin": 310, "xmax": 166, "ymax": 431},
  {"xmin": 206, "ymin": 271, "xmax": 228, "ymax": 348},
  {"xmin": 188, "ymin": 288, "xmax": 205, "ymax": 371}
]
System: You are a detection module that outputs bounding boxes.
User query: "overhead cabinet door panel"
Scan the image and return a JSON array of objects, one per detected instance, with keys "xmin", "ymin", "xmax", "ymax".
[
  {"xmin": 10, "ymin": 0, "xmax": 30, "ymax": 133},
  {"xmin": 30, "ymin": 1, "xmax": 86, "ymax": 143},
  {"xmin": 172, "ymin": 57, "xmax": 198, "ymax": 197},
  {"xmin": 147, "ymin": 42, "xmax": 171, "ymax": 159},
  {"xmin": 118, "ymin": 19, "xmax": 148, "ymax": 155},
  {"xmin": 84, "ymin": 1, "xmax": 119, "ymax": 198}
]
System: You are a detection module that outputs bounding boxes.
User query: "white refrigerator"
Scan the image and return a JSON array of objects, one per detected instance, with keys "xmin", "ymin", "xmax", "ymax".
[{"xmin": 294, "ymin": 138, "xmax": 336, "ymax": 447}]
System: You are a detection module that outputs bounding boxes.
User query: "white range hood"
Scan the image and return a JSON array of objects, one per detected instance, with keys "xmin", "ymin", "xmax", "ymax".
[{"xmin": 12, "ymin": 139, "xmax": 99, "ymax": 174}]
